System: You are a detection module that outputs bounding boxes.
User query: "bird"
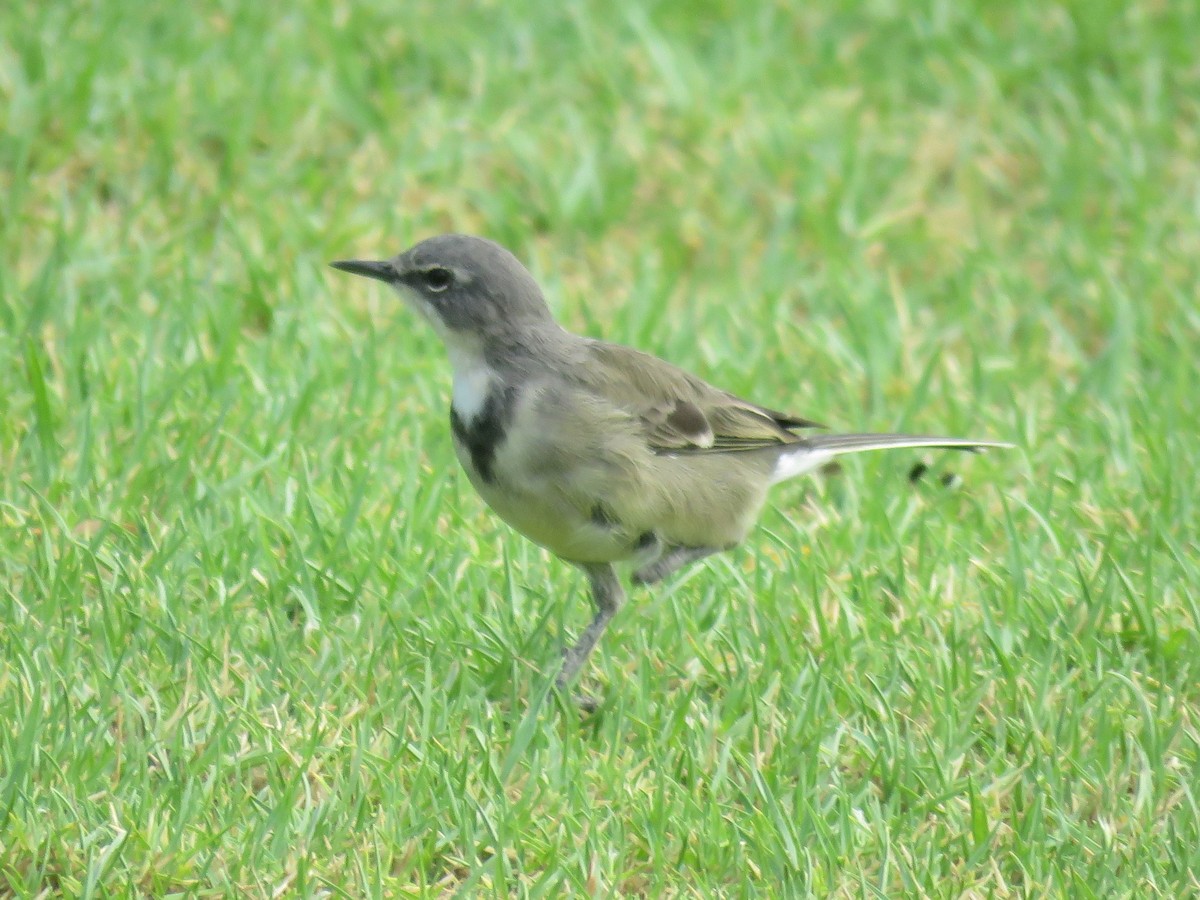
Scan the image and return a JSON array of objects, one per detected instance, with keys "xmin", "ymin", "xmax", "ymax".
[{"xmin": 330, "ymin": 234, "xmax": 1009, "ymax": 707}]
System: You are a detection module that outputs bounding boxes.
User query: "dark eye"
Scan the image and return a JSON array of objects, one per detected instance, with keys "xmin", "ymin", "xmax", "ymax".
[{"xmin": 423, "ymin": 267, "xmax": 454, "ymax": 292}]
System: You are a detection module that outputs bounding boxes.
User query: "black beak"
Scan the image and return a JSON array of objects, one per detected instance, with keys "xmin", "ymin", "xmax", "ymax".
[{"xmin": 329, "ymin": 259, "xmax": 397, "ymax": 283}]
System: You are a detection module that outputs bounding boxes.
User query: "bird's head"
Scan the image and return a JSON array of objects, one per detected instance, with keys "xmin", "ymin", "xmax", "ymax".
[{"xmin": 331, "ymin": 234, "xmax": 554, "ymax": 346}]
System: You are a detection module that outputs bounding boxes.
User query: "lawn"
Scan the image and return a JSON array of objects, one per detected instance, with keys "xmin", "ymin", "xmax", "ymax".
[{"xmin": 2, "ymin": 0, "xmax": 1198, "ymax": 896}]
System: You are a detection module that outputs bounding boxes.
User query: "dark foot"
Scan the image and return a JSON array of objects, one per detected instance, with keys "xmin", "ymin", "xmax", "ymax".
[
  {"xmin": 554, "ymin": 563, "xmax": 624, "ymax": 694},
  {"xmin": 632, "ymin": 546, "xmax": 720, "ymax": 585},
  {"xmin": 553, "ymin": 677, "xmax": 601, "ymax": 713}
]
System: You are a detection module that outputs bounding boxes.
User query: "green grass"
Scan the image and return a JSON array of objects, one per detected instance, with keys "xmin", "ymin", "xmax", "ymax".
[{"xmin": 2, "ymin": 0, "xmax": 1199, "ymax": 895}]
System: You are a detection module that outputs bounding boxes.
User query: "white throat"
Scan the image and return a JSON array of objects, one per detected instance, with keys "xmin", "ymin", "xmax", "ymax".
[
  {"xmin": 446, "ymin": 340, "xmax": 496, "ymax": 424},
  {"xmin": 391, "ymin": 283, "xmax": 499, "ymax": 425}
]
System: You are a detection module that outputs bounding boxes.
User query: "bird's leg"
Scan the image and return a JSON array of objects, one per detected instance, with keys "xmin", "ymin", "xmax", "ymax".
[
  {"xmin": 632, "ymin": 546, "xmax": 720, "ymax": 586},
  {"xmin": 556, "ymin": 562, "xmax": 625, "ymax": 697}
]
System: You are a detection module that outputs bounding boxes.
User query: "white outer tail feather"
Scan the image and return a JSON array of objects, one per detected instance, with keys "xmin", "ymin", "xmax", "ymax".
[{"xmin": 769, "ymin": 434, "xmax": 1012, "ymax": 485}]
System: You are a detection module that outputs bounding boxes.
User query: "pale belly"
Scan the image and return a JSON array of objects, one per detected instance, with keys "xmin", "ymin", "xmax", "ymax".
[{"xmin": 451, "ymin": 437, "xmax": 647, "ymax": 564}]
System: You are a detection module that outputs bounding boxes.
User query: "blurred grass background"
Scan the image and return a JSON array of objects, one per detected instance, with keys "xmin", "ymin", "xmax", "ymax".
[{"xmin": 2, "ymin": 0, "xmax": 1198, "ymax": 895}]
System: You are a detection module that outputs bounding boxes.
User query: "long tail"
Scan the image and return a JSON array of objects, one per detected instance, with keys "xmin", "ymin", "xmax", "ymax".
[{"xmin": 770, "ymin": 433, "xmax": 1012, "ymax": 484}]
